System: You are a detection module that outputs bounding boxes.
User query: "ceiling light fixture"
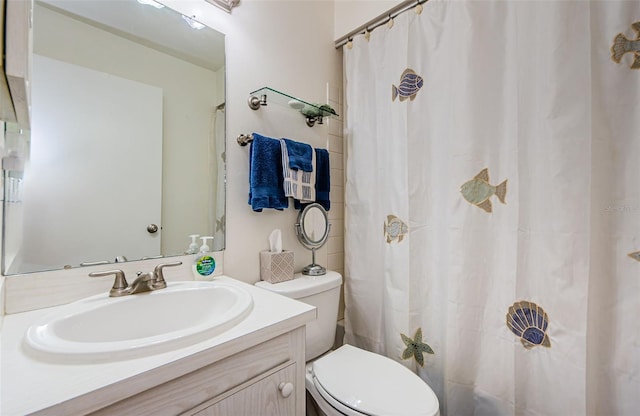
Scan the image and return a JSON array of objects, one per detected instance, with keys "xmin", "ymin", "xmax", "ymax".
[{"xmin": 204, "ymin": 0, "xmax": 240, "ymax": 13}]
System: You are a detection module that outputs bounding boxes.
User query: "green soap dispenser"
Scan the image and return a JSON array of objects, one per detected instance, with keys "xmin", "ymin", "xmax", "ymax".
[{"xmin": 192, "ymin": 236, "xmax": 216, "ymax": 280}]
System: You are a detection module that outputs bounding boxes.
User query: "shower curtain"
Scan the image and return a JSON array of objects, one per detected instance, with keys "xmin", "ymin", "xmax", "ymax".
[
  {"xmin": 343, "ymin": 1, "xmax": 640, "ymax": 415},
  {"xmin": 210, "ymin": 105, "xmax": 226, "ymax": 251}
]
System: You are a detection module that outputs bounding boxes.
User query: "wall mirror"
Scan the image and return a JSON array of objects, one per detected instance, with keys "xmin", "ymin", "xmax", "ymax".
[
  {"xmin": 1, "ymin": 0, "xmax": 226, "ymax": 275},
  {"xmin": 295, "ymin": 203, "xmax": 330, "ymax": 276}
]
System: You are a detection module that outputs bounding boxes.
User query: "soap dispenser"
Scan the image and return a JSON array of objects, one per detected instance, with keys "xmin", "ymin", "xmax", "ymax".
[
  {"xmin": 199, "ymin": 236, "xmax": 213, "ymax": 253},
  {"xmin": 186, "ymin": 234, "xmax": 200, "ymax": 254},
  {"xmin": 192, "ymin": 236, "xmax": 216, "ymax": 280}
]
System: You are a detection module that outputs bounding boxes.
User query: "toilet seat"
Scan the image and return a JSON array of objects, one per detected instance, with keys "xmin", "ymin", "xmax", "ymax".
[
  {"xmin": 311, "ymin": 345, "xmax": 439, "ymax": 416},
  {"xmin": 313, "ymin": 375, "xmax": 367, "ymax": 416}
]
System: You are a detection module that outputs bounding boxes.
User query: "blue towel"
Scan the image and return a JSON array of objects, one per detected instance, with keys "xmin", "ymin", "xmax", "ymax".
[
  {"xmin": 248, "ymin": 133, "xmax": 289, "ymax": 212},
  {"xmin": 295, "ymin": 148, "xmax": 330, "ymax": 211},
  {"xmin": 282, "ymin": 138, "xmax": 314, "ymax": 172}
]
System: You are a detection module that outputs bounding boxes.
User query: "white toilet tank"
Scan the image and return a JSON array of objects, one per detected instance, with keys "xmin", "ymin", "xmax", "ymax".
[{"xmin": 255, "ymin": 271, "xmax": 342, "ymax": 361}]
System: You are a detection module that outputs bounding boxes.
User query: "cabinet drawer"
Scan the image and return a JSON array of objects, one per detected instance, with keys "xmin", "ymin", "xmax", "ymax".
[
  {"xmin": 190, "ymin": 362, "xmax": 297, "ymax": 416},
  {"xmin": 89, "ymin": 331, "xmax": 296, "ymax": 416}
]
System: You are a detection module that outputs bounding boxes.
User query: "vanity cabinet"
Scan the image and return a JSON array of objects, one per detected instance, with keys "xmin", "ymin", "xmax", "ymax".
[
  {"xmin": 190, "ymin": 362, "xmax": 297, "ymax": 416},
  {"xmin": 86, "ymin": 327, "xmax": 305, "ymax": 416},
  {"xmin": 1, "ymin": 277, "xmax": 315, "ymax": 416}
]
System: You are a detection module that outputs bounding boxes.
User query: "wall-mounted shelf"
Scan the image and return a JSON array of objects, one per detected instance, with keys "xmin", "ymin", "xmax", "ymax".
[{"xmin": 248, "ymin": 87, "xmax": 338, "ymax": 127}]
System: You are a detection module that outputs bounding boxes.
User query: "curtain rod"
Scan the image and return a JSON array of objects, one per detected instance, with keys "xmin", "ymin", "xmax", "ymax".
[{"xmin": 334, "ymin": 0, "xmax": 427, "ymax": 49}]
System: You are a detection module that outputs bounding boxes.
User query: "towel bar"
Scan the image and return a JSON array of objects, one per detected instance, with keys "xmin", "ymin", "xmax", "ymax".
[{"xmin": 237, "ymin": 133, "xmax": 253, "ymax": 146}]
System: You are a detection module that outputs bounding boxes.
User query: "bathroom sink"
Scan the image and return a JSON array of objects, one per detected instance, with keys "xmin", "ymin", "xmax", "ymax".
[{"xmin": 24, "ymin": 281, "xmax": 253, "ymax": 362}]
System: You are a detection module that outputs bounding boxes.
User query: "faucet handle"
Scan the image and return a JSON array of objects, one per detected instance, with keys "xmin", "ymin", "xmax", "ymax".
[
  {"xmin": 88, "ymin": 269, "xmax": 129, "ymax": 297},
  {"xmin": 153, "ymin": 261, "xmax": 183, "ymax": 288}
]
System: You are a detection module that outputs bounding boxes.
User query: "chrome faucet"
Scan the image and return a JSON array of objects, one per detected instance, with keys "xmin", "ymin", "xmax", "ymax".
[
  {"xmin": 128, "ymin": 271, "xmax": 157, "ymax": 295},
  {"xmin": 89, "ymin": 261, "xmax": 182, "ymax": 297}
]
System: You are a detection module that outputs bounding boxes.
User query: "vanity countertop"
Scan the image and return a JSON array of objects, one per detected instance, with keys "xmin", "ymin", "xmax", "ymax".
[{"xmin": 0, "ymin": 276, "xmax": 316, "ymax": 416}]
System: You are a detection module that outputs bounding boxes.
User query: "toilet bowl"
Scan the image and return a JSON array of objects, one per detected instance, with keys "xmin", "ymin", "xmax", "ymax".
[
  {"xmin": 306, "ymin": 344, "xmax": 439, "ymax": 416},
  {"xmin": 256, "ymin": 271, "xmax": 439, "ymax": 416}
]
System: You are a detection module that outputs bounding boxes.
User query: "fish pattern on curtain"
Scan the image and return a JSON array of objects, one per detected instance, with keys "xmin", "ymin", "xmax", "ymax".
[{"xmin": 343, "ymin": 1, "xmax": 640, "ymax": 415}]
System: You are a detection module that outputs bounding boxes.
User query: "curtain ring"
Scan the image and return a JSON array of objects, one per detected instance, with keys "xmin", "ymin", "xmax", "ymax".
[
  {"xmin": 346, "ymin": 38, "xmax": 353, "ymax": 49},
  {"xmin": 387, "ymin": 15, "xmax": 394, "ymax": 29}
]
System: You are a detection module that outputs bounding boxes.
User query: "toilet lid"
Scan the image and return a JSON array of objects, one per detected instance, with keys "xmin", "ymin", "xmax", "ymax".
[{"xmin": 312, "ymin": 345, "xmax": 439, "ymax": 416}]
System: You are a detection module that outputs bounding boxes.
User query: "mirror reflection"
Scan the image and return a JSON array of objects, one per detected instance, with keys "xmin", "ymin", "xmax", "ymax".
[
  {"xmin": 302, "ymin": 207, "xmax": 329, "ymax": 245},
  {"xmin": 295, "ymin": 203, "xmax": 330, "ymax": 276},
  {"xmin": 2, "ymin": 0, "xmax": 226, "ymax": 275}
]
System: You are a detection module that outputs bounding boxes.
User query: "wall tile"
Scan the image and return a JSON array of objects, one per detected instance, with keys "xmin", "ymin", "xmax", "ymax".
[
  {"xmin": 331, "ymin": 168, "xmax": 344, "ymax": 185},
  {"xmin": 330, "ymin": 185, "xmax": 344, "ymax": 204},
  {"xmin": 338, "ymin": 283, "xmax": 345, "ymax": 321},
  {"xmin": 328, "ymin": 134, "xmax": 342, "ymax": 154},
  {"xmin": 327, "ymin": 84, "xmax": 341, "ymax": 104},
  {"xmin": 328, "ymin": 252, "xmax": 344, "ymax": 271},
  {"xmin": 327, "ymin": 235, "xmax": 344, "ymax": 254},
  {"xmin": 326, "ymin": 81, "xmax": 345, "ymax": 324},
  {"xmin": 329, "ymin": 219, "xmax": 344, "ymax": 238},
  {"xmin": 328, "ymin": 202, "xmax": 343, "ymax": 221},
  {"xmin": 328, "ymin": 117, "xmax": 342, "ymax": 138},
  {"xmin": 329, "ymin": 152, "xmax": 343, "ymax": 170}
]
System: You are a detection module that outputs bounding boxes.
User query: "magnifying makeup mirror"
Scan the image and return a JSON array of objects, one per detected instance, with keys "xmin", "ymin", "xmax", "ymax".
[{"xmin": 295, "ymin": 203, "xmax": 331, "ymax": 276}]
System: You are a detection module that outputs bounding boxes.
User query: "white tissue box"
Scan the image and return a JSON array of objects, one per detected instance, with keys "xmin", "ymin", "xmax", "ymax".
[{"xmin": 260, "ymin": 250, "xmax": 294, "ymax": 283}]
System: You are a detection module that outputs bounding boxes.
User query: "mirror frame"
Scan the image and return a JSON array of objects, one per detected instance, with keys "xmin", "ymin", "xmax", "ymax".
[
  {"xmin": 295, "ymin": 203, "xmax": 331, "ymax": 250},
  {"xmin": 295, "ymin": 203, "xmax": 331, "ymax": 276}
]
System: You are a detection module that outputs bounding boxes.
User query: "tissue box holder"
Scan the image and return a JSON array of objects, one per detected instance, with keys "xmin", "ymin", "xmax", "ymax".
[{"xmin": 260, "ymin": 250, "xmax": 294, "ymax": 283}]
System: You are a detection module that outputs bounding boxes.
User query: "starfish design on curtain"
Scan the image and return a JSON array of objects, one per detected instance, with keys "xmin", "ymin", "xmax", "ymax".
[
  {"xmin": 401, "ymin": 328, "xmax": 434, "ymax": 367},
  {"xmin": 629, "ymin": 251, "xmax": 640, "ymax": 262}
]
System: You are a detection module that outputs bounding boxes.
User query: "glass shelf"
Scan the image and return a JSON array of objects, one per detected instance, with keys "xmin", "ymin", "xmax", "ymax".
[{"xmin": 248, "ymin": 86, "xmax": 338, "ymax": 127}]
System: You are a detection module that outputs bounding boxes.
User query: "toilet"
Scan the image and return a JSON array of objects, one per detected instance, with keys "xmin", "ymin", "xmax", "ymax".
[{"xmin": 256, "ymin": 271, "xmax": 440, "ymax": 416}]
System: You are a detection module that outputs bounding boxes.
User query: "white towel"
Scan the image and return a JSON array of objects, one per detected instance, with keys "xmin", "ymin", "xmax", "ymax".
[{"xmin": 280, "ymin": 139, "xmax": 316, "ymax": 202}]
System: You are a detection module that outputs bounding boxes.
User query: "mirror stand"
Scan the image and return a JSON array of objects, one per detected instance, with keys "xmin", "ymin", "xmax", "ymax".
[
  {"xmin": 302, "ymin": 248, "xmax": 326, "ymax": 276},
  {"xmin": 295, "ymin": 203, "xmax": 331, "ymax": 276}
]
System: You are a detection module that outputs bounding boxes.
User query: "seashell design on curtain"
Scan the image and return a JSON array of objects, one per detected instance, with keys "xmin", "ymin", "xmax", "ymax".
[{"xmin": 343, "ymin": 2, "xmax": 640, "ymax": 415}]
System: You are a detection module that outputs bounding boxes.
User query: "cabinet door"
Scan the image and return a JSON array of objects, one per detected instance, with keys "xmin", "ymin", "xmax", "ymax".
[{"xmin": 194, "ymin": 363, "xmax": 297, "ymax": 416}]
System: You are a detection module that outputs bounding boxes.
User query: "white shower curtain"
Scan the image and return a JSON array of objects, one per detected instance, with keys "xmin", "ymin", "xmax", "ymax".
[
  {"xmin": 343, "ymin": 1, "xmax": 640, "ymax": 415},
  {"xmin": 210, "ymin": 105, "xmax": 226, "ymax": 251}
]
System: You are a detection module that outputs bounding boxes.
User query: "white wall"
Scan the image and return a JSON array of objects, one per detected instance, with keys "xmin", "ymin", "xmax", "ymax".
[
  {"xmin": 334, "ymin": 0, "xmax": 402, "ymax": 40},
  {"xmin": 3, "ymin": 0, "xmax": 344, "ymax": 313},
  {"xmin": 162, "ymin": 0, "xmax": 343, "ymax": 284}
]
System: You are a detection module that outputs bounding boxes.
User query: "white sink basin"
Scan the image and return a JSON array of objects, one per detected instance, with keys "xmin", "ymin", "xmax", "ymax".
[{"xmin": 24, "ymin": 281, "xmax": 253, "ymax": 362}]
